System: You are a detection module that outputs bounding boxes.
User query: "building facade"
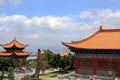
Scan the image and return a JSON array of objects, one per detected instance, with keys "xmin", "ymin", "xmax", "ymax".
[{"xmin": 62, "ymin": 26, "xmax": 120, "ymax": 77}]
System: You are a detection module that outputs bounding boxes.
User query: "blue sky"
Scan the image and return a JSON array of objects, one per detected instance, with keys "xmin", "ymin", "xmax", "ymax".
[
  {"xmin": 1, "ymin": 0, "xmax": 120, "ymax": 17},
  {"xmin": 0, "ymin": 0, "xmax": 120, "ymax": 54}
]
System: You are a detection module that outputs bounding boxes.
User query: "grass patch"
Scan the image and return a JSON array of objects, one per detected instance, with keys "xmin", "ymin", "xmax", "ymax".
[
  {"xmin": 51, "ymin": 70, "xmax": 69, "ymax": 74},
  {"xmin": 40, "ymin": 73, "xmax": 57, "ymax": 78},
  {"xmin": 39, "ymin": 69, "xmax": 74, "ymax": 79}
]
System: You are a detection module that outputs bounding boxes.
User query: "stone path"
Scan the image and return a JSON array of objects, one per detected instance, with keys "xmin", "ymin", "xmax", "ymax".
[
  {"xmin": 14, "ymin": 68, "xmax": 59, "ymax": 80},
  {"xmin": 4, "ymin": 69, "xmax": 120, "ymax": 80},
  {"xmin": 48, "ymin": 72, "xmax": 120, "ymax": 80}
]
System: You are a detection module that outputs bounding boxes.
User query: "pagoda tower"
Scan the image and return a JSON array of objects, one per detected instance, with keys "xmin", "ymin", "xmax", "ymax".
[{"xmin": 0, "ymin": 37, "xmax": 32, "ymax": 67}]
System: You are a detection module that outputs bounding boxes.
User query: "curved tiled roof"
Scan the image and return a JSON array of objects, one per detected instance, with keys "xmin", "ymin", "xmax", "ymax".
[
  {"xmin": 0, "ymin": 38, "xmax": 28, "ymax": 49},
  {"xmin": 0, "ymin": 52, "xmax": 32, "ymax": 56},
  {"xmin": 15, "ymin": 52, "xmax": 32, "ymax": 56},
  {"xmin": 62, "ymin": 26, "xmax": 120, "ymax": 49},
  {"xmin": 0, "ymin": 52, "xmax": 13, "ymax": 56}
]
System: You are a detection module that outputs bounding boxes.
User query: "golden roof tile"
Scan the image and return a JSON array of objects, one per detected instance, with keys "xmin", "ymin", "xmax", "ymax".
[
  {"xmin": 0, "ymin": 37, "xmax": 28, "ymax": 48},
  {"xmin": 0, "ymin": 52, "xmax": 13, "ymax": 56},
  {"xmin": 15, "ymin": 52, "xmax": 32, "ymax": 56},
  {"xmin": 62, "ymin": 26, "xmax": 120, "ymax": 49},
  {"xmin": 40, "ymin": 50, "xmax": 46, "ymax": 55},
  {"xmin": 60, "ymin": 50, "xmax": 70, "ymax": 56}
]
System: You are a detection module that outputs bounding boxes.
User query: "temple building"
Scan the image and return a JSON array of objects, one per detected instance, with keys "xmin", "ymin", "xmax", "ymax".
[
  {"xmin": 0, "ymin": 38, "xmax": 32, "ymax": 67},
  {"xmin": 40, "ymin": 50, "xmax": 47, "ymax": 55},
  {"xmin": 62, "ymin": 26, "xmax": 120, "ymax": 77},
  {"xmin": 60, "ymin": 50, "xmax": 70, "ymax": 57}
]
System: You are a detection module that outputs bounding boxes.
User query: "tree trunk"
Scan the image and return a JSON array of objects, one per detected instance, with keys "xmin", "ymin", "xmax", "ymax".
[{"xmin": 34, "ymin": 49, "xmax": 41, "ymax": 79}]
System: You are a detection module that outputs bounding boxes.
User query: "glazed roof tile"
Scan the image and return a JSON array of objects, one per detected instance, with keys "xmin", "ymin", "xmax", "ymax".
[
  {"xmin": 0, "ymin": 52, "xmax": 32, "ymax": 56},
  {"xmin": 40, "ymin": 50, "xmax": 46, "ymax": 55},
  {"xmin": 62, "ymin": 26, "xmax": 120, "ymax": 49},
  {"xmin": 0, "ymin": 52, "xmax": 13, "ymax": 56},
  {"xmin": 15, "ymin": 52, "xmax": 32, "ymax": 56},
  {"xmin": 0, "ymin": 38, "xmax": 28, "ymax": 48}
]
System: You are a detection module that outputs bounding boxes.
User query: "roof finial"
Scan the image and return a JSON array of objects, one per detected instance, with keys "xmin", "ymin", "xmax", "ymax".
[
  {"xmin": 99, "ymin": 26, "xmax": 103, "ymax": 31},
  {"xmin": 14, "ymin": 37, "xmax": 16, "ymax": 40}
]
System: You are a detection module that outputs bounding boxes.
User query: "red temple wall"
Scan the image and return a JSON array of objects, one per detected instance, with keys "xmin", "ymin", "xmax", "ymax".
[{"xmin": 75, "ymin": 57, "xmax": 120, "ymax": 77}]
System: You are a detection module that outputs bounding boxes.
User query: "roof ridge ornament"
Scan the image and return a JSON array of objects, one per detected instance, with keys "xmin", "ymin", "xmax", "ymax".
[
  {"xmin": 14, "ymin": 37, "xmax": 16, "ymax": 40},
  {"xmin": 99, "ymin": 26, "xmax": 103, "ymax": 31}
]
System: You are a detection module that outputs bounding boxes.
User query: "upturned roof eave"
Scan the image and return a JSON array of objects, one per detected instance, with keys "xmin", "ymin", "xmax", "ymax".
[{"xmin": 0, "ymin": 38, "xmax": 28, "ymax": 49}]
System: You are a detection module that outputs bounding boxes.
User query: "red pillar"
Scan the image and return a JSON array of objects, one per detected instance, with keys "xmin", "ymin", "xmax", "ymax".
[
  {"xmin": 93, "ymin": 58, "xmax": 97, "ymax": 75},
  {"xmin": 118, "ymin": 59, "xmax": 120, "ymax": 77},
  {"xmin": 75, "ymin": 57, "xmax": 79, "ymax": 73},
  {"xmin": 116, "ymin": 59, "xmax": 119, "ymax": 77}
]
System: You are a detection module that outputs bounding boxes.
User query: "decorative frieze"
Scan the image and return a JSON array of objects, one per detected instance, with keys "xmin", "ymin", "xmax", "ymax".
[{"xmin": 75, "ymin": 53, "xmax": 120, "ymax": 59}]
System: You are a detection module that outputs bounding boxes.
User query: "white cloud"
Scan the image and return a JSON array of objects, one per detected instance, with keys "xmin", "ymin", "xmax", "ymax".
[
  {"xmin": 30, "ymin": 16, "xmax": 72, "ymax": 29},
  {"xmin": 0, "ymin": 0, "xmax": 4, "ymax": 7},
  {"xmin": 1, "ymin": 8, "xmax": 120, "ymax": 52},
  {"xmin": 78, "ymin": 8, "xmax": 120, "ymax": 29},
  {"xmin": 0, "ymin": 14, "xmax": 89, "ymax": 31},
  {"xmin": 0, "ymin": 0, "xmax": 22, "ymax": 8},
  {"xmin": 0, "ymin": 14, "xmax": 90, "ymax": 52},
  {"xmin": 79, "ymin": 11, "xmax": 94, "ymax": 19},
  {"xmin": 9, "ymin": 0, "xmax": 22, "ymax": 7},
  {"xmin": 45, "ymin": 16, "xmax": 71, "ymax": 29},
  {"xmin": 23, "ymin": 34, "xmax": 41, "ymax": 39}
]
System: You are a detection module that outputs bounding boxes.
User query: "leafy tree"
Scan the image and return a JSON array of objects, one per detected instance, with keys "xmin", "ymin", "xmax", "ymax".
[
  {"xmin": 49, "ymin": 54, "xmax": 61, "ymax": 68},
  {"xmin": 45, "ymin": 50, "xmax": 54, "ymax": 64},
  {"xmin": 50, "ymin": 53, "xmax": 75, "ymax": 71},
  {"xmin": 0, "ymin": 57, "xmax": 15, "ymax": 80},
  {"xmin": 67, "ymin": 54, "xmax": 75, "ymax": 69},
  {"xmin": 54, "ymin": 54, "xmax": 61, "ymax": 67},
  {"xmin": 60, "ymin": 57, "xmax": 67, "ymax": 70},
  {"xmin": 15, "ymin": 59, "xmax": 22, "ymax": 67},
  {"xmin": 35, "ymin": 49, "xmax": 75, "ymax": 73}
]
